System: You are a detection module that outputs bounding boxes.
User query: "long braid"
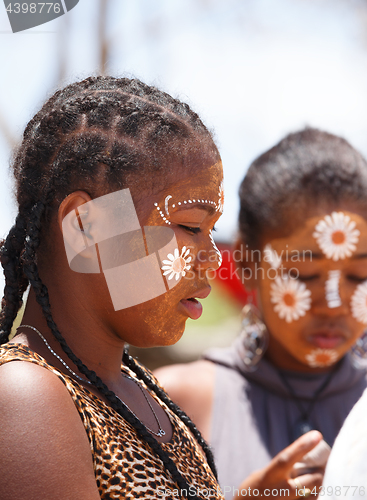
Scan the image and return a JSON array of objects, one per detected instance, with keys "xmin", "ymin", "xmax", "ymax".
[
  {"xmin": 1, "ymin": 76, "xmax": 220, "ymax": 498},
  {"xmin": 0, "ymin": 215, "xmax": 28, "ymax": 342}
]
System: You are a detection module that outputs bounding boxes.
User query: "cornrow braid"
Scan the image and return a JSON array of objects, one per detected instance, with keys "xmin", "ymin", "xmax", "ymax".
[{"xmin": 0, "ymin": 75, "xmax": 219, "ymax": 498}]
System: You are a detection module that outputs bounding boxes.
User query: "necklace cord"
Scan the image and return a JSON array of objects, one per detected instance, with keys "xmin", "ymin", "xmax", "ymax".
[
  {"xmin": 16, "ymin": 324, "xmax": 165, "ymax": 437},
  {"xmin": 206, "ymin": 357, "xmax": 338, "ymax": 424}
]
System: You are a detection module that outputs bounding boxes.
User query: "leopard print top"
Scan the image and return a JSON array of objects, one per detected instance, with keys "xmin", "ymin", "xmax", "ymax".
[{"xmin": 0, "ymin": 344, "xmax": 223, "ymax": 500}]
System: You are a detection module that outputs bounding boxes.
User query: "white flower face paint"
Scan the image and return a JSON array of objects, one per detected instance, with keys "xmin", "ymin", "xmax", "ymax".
[
  {"xmin": 325, "ymin": 270, "xmax": 342, "ymax": 308},
  {"xmin": 305, "ymin": 348, "xmax": 338, "ymax": 368},
  {"xmin": 161, "ymin": 246, "xmax": 192, "ymax": 281},
  {"xmin": 270, "ymin": 275, "xmax": 312, "ymax": 323},
  {"xmin": 209, "ymin": 230, "xmax": 222, "ymax": 268},
  {"xmin": 351, "ymin": 281, "xmax": 367, "ymax": 325},
  {"xmin": 313, "ymin": 211, "xmax": 360, "ymax": 261},
  {"xmin": 263, "ymin": 244, "xmax": 282, "ymax": 270}
]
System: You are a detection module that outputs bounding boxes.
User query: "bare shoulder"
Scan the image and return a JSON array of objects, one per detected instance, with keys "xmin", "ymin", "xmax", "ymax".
[
  {"xmin": 154, "ymin": 360, "xmax": 215, "ymax": 439},
  {"xmin": 0, "ymin": 361, "xmax": 100, "ymax": 500}
]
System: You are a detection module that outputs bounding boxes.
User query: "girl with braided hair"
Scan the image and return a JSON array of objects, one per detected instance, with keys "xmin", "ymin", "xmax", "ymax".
[{"xmin": 0, "ymin": 75, "xmax": 228, "ymax": 499}]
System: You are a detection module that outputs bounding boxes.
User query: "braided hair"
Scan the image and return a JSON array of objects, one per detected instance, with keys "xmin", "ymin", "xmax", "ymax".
[
  {"xmin": 239, "ymin": 128, "xmax": 367, "ymax": 249},
  {"xmin": 0, "ymin": 76, "xmax": 218, "ymax": 498}
]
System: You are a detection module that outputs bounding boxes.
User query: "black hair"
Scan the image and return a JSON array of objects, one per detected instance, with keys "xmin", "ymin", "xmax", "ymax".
[
  {"xmin": 0, "ymin": 75, "xmax": 218, "ymax": 498},
  {"xmin": 239, "ymin": 128, "xmax": 367, "ymax": 249}
]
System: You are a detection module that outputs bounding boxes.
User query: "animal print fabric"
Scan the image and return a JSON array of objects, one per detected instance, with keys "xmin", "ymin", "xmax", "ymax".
[{"xmin": 0, "ymin": 344, "xmax": 223, "ymax": 499}]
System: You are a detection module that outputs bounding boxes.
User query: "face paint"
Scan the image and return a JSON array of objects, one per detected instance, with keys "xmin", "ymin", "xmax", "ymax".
[
  {"xmin": 209, "ymin": 230, "xmax": 222, "ymax": 268},
  {"xmin": 217, "ymin": 180, "xmax": 224, "ymax": 213},
  {"xmin": 305, "ymin": 348, "xmax": 339, "ymax": 368},
  {"xmin": 270, "ymin": 275, "xmax": 312, "ymax": 323},
  {"xmin": 154, "ymin": 193, "xmax": 221, "ymax": 219},
  {"xmin": 263, "ymin": 243, "xmax": 282, "ymax": 270},
  {"xmin": 161, "ymin": 246, "xmax": 192, "ymax": 281},
  {"xmin": 154, "ymin": 202, "xmax": 171, "ymax": 225},
  {"xmin": 351, "ymin": 281, "xmax": 367, "ymax": 325},
  {"xmin": 325, "ymin": 270, "xmax": 342, "ymax": 308},
  {"xmin": 313, "ymin": 211, "xmax": 360, "ymax": 261}
]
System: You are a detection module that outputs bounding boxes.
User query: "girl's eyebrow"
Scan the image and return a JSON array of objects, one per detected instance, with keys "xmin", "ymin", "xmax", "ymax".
[
  {"xmin": 171, "ymin": 203, "xmax": 217, "ymax": 216},
  {"xmin": 352, "ymin": 253, "xmax": 367, "ymax": 260}
]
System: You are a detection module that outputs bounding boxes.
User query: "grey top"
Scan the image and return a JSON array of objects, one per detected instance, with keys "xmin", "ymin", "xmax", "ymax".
[{"xmin": 204, "ymin": 337, "xmax": 367, "ymax": 498}]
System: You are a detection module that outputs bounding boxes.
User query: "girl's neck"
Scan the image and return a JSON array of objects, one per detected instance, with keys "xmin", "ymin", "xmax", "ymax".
[{"xmin": 18, "ymin": 287, "xmax": 126, "ymax": 387}]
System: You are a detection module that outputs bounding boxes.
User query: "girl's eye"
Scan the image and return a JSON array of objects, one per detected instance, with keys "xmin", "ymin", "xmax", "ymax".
[
  {"xmin": 290, "ymin": 272, "xmax": 320, "ymax": 281},
  {"xmin": 178, "ymin": 224, "xmax": 201, "ymax": 234},
  {"xmin": 347, "ymin": 275, "xmax": 367, "ymax": 283}
]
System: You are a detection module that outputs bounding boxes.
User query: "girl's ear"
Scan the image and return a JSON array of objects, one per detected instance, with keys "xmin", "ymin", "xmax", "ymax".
[{"xmin": 233, "ymin": 237, "xmax": 259, "ymax": 291}]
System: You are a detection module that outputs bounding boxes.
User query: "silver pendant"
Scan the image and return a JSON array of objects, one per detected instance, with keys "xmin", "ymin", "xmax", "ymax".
[{"xmin": 294, "ymin": 420, "xmax": 313, "ymax": 440}]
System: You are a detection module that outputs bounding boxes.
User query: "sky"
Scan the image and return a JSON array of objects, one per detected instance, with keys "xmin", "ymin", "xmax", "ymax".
[{"xmin": 1, "ymin": 0, "xmax": 367, "ymax": 247}]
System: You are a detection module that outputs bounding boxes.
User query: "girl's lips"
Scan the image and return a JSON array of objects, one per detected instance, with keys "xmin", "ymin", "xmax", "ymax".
[
  {"xmin": 179, "ymin": 286, "xmax": 211, "ymax": 320},
  {"xmin": 309, "ymin": 334, "xmax": 345, "ymax": 349},
  {"xmin": 180, "ymin": 298, "xmax": 203, "ymax": 320}
]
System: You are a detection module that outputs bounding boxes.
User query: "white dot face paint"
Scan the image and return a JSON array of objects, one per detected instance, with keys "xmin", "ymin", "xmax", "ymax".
[
  {"xmin": 263, "ymin": 244, "xmax": 282, "ymax": 270},
  {"xmin": 325, "ymin": 270, "xmax": 342, "ymax": 308},
  {"xmin": 305, "ymin": 348, "xmax": 339, "ymax": 368},
  {"xmin": 154, "ymin": 188, "xmax": 223, "ymax": 219},
  {"xmin": 351, "ymin": 281, "xmax": 367, "ymax": 325},
  {"xmin": 270, "ymin": 275, "xmax": 312, "ymax": 323},
  {"xmin": 154, "ymin": 202, "xmax": 171, "ymax": 225},
  {"xmin": 313, "ymin": 211, "xmax": 360, "ymax": 261},
  {"xmin": 161, "ymin": 246, "xmax": 192, "ymax": 281}
]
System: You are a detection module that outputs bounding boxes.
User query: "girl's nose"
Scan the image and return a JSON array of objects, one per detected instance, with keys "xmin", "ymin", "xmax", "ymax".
[
  {"xmin": 193, "ymin": 235, "xmax": 222, "ymax": 273},
  {"xmin": 313, "ymin": 273, "xmax": 350, "ymax": 316}
]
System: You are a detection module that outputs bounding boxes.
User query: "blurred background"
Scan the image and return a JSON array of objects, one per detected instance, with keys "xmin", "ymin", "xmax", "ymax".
[{"xmin": 1, "ymin": 0, "xmax": 367, "ymax": 367}]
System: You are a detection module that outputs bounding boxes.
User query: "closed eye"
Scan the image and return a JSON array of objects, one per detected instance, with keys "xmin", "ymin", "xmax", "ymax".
[
  {"xmin": 178, "ymin": 224, "xmax": 201, "ymax": 234},
  {"xmin": 347, "ymin": 275, "xmax": 367, "ymax": 283},
  {"xmin": 290, "ymin": 272, "xmax": 320, "ymax": 281}
]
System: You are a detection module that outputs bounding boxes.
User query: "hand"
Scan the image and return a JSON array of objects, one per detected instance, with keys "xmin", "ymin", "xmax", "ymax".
[{"xmin": 233, "ymin": 431, "xmax": 324, "ymax": 499}]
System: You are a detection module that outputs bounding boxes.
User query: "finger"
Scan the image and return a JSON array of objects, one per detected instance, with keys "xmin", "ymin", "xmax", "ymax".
[
  {"xmin": 270, "ymin": 431, "xmax": 323, "ymax": 475},
  {"xmin": 297, "ymin": 470, "xmax": 324, "ymax": 489},
  {"xmin": 289, "ymin": 471, "xmax": 324, "ymax": 498}
]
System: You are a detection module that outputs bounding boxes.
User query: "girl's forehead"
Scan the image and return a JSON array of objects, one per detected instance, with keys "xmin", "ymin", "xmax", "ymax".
[
  {"xmin": 157, "ymin": 160, "xmax": 223, "ymax": 201},
  {"xmin": 266, "ymin": 210, "xmax": 367, "ymax": 254},
  {"xmin": 132, "ymin": 160, "xmax": 223, "ymax": 224}
]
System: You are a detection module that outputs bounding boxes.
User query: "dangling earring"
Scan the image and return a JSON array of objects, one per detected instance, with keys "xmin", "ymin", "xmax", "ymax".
[
  {"xmin": 238, "ymin": 298, "xmax": 268, "ymax": 371},
  {"xmin": 351, "ymin": 331, "xmax": 367, "ymax": 366}
]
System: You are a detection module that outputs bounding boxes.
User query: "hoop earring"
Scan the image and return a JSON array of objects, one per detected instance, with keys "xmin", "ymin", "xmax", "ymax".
[
  {"xmin": 351, "ymin": 331, "xmax": 367, "ymax": 366},
  {"xmin": 238, "ymin": 302, "xmax": 268, "ymax": 371}
]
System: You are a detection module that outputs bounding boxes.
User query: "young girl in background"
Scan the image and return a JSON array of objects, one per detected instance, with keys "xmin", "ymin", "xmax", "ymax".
[{"xmin": 156, "ymin": 129, "xmax": 367, "ymax": 499}]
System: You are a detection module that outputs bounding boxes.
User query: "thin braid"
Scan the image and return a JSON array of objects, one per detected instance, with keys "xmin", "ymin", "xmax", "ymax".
[
  {"xmin": 0, "ymin": 215, "xmax": 28, "ymax": 342},
  {"xmin": 122, "ymin": 349, "xmax": 218, "ymax": 479}
]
